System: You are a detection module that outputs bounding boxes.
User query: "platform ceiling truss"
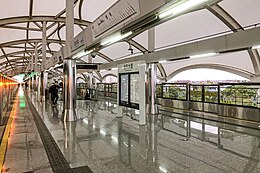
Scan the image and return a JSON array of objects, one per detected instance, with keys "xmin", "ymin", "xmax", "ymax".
[{"xmin": 0, "ymin": 0, "xmax": 259, "ymax": 81}]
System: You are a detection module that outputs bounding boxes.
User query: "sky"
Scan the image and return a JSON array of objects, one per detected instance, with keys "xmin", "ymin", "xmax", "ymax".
[{"xmin": 169, "ymin": 69, "xmax": 249, "ymax": 82}]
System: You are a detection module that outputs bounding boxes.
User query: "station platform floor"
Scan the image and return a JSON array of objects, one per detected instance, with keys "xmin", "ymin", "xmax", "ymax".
[{"xmin": 1, "ymin": 87, "xmax": 260, "ymax": 173}]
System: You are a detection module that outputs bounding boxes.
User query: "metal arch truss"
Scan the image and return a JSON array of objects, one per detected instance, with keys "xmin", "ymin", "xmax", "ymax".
[
  {"xmin": 0, "ymin": 15, "xmax": 90, "ymax": 76},
  {"xmin": 206, "ymin": 4, "xmax": 260, "ymax": 76},
  {"xmin": 0, "ymin": 16, "xmax": 90, "ymax": 28},
  {"xmin": 166, "ymin": 64, "xmax": 255, "ymax": 81}
]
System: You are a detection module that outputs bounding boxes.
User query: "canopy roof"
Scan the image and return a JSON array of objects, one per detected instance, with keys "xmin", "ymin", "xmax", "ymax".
[{"xmin": 0, "ymin": 0, "xmax": 259, "ymax": 81}]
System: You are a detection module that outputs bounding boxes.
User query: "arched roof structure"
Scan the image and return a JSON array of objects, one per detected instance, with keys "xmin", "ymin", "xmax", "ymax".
[{"xmin": 0, "ymin": 0, "xmax": 259, "ymax": 81}]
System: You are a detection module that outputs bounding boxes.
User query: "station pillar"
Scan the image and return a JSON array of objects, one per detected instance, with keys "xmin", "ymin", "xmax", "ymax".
[
  {"xmin": 39, "ymin": 72, "xmax": 47, "ymax": 102},
  {"xmin": 146, "ymin": 63, "xmax": 158, "ymax": 122},
  {"xmin": 0, "ymin": 76, "xmax": 3, "ymax": 125},
  {"xmin": 62, "ymin": 59, "xmax": 77, "ymax": 121}
]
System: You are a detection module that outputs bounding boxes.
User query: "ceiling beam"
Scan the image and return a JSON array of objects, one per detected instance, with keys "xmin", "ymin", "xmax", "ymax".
[
  {"xmin": 0, "ymin": 16, "xmax": 91, "ymax": 27},
  {"xmin": 0, "ymin": 49, "xmax": 55, "ymax": 60},
  {"xmin": 1, "ymin": 25, "xmax": 41, "ymax": 31},
  {"xmin": 0, "ymin": 47, "xmax": 14, "ymax": 70},
  {"xmin": 0, "ymin": 38, "xmax": 65, "ymax": 47},
  {"xmin": 100, "ymin": 27, "xmax": 260, "ymax": 70},
  {"xmin": 55, "ymin": 0, "xmax": 79, "ymax": 19},
  {"xmin": 207, "ymin": 4, "xmax": 260, "ymax": 76},
  {"xmin": 29, "ymin": 0, "xmax": 34, "ymax": 19}
]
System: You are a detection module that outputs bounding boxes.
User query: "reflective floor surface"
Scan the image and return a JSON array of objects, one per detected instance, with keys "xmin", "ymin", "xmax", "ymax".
[{"xmin": 21, "ymin": 91, "xmax": 260, "ymax": 172}]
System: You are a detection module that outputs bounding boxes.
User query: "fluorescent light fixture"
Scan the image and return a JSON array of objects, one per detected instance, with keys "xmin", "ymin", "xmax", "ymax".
[
  {"xmin": 159, "ymin": 60, "xmax": 167, "ymax": 63},
  {"xmin": 252, "ymin": 45, "xmax": 260, "ymax": 49},
  {"xmin": 83, "ymin": 118, "xmax": 88, "ymax": 124},
  {"xmin": 111, "ymin": 136, "xmax": 118, "ymax": 143},
  {"xmin": 159, "ymin": 0, "xmax": 209, "ymax": 19},
  {"xmin": 100, "ymin": 69, "xmax": 106, "ymax": 72},
  {"xmin": 190, "ymin": 52, "xmax": 218, "ymax": 59},
  {"xmin": 74, "ymin": 49, "xmax": 94, "ymax": 59},
  {"xmin": 159, "ymin": 166, "xmax": 168, "ymax": 173},
  {"xmin": 100, "ymin": 130, "xmax": 107, "ymax": 136},
  {"xmin": 101, "ymin": 31, "xmax": 133, "ymax": 46},
  {"xmin": 112, "ymin": 67, "xmax": 118, "ymax": 70}
]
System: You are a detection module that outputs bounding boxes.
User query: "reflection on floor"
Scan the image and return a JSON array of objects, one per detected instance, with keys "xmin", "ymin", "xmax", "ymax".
[{"xmin": 25, "ymin": 92, "xmax": 260, "ymax": 172}]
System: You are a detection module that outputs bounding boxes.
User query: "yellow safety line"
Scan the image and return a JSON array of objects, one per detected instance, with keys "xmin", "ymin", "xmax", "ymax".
[{"xmin": 0, "ymin": 98, "xmax": 17, "ymax": 173}]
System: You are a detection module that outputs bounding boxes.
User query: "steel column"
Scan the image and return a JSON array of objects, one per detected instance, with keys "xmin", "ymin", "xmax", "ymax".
[
  {"xmin": 147, "ymin": 28, "xmax": 158, "ymax": 122},
  {"xmin": 62, "ymin": 59, "xmax": 77, "ymax": 121},
  {"xmin": 40, "ymin": 21, "xmax": 47, "ymax": 101},
  {"xmin": 147, "ymin": 63, "xmax": 158, "ymax": 116},
  {"xmin": 0, "ymin": 76, "xmax": 3, "ymax": 125},
  {"xmin": 34, "ymin": 42, "xmax": 38, "ymax": 91}
]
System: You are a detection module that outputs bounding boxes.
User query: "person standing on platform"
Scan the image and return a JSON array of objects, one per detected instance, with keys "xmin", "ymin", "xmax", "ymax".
[
  {"xmin": 49, "ymin": 81, "xmax": 59, "ymax": 106},
  {"xmin": 25, "ymin": 82, "xmax": 28, "ymax": 90}
]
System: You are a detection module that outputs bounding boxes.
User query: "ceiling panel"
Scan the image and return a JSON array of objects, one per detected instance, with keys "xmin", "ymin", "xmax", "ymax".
[
  {"xmin": 155, "ymin": 9, "xmax": 229, "ymax": 49},
  {"xmin": 0, "ymin": 0, "xmax": 28, "ymax": 18},
  {"xmin": 219, "ymin": 0, "xmax": 260, "ymax": 28}
]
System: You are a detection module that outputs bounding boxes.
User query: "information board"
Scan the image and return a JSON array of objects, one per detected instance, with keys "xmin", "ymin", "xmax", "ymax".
[
  {"xmin": 130, "ymin": 73, "xmax": 139, "ymax": 104},
  {"xmin": 120, "ymin": 74, "xmax": 129, "ymax": 103}
]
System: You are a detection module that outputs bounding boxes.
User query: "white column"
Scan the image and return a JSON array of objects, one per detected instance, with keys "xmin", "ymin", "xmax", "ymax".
[{"xmin": 66, "ymin": 0, "xmax": 74, "ymax": 57}]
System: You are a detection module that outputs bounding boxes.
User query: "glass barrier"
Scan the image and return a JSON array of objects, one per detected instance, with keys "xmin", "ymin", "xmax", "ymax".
[
  {"xmin": 156, "ymin": 84, "xmax": 163, "ymax": 98},
  {"xmin": 111, "ymin": 83, "xmax": 117, "ymax": 93},
  {"xmin": 162, "ymin": 83, "xmax": 187, "ymax": 100},
  {"xmin": 204, "ymin": 85, "xmax": 218, "ymax": 103},
  {"xmin": 220, "ymin": 83, "xmax": 260, "ymax": 108},
  {"xmin": 189, "ymin": 85, "xmax": 203, "ymax": 102}
]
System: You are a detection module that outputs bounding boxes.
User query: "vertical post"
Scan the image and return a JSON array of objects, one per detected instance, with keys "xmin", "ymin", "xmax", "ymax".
[
  {"xmin": 30, "ymin": 54, "xmax": 34, "ymax": 90},
  {"xmin": 147, "ymin": 28, "xmax": 158, "ymax": 123},
  {"xmin": 139, "ymin": 63, "xmax": 146, "ymax": 125},
  {"xmin": 147, "ymin": 64, "xmax": 158, "ymax": 115},
  {"xmin": 66, "ymin": 0, "xmax": 74, "ymax": 56},
  {"xmin": 62, "ymin": 0, "xmax": 76, "ymax": 121},
  {"xmin": 88, "ymin": 55, "xmax": 94, "ymax": 99},
  {"xmin": 40, "ymin": 21, "xmax": 47, "ymax": 102},
  {"xmin": 0, "ymin": 76, "xmax": 3, "ymax": 125},
  {"xmin": 63, "ymin": 59, "xmax": 77, "ymax": 121},
  {"xmin": 37, "ymin": 75, "xmax": 41, "ymax": 102},
  {"xmin": 34, "ymin": 42, "xmax": 38, "ymax": 91}
]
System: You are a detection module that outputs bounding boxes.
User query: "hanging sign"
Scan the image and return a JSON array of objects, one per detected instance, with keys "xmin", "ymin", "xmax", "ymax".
[{"xmin": 91, "ymin": 0, "xmax": 140, "ymax": 39}]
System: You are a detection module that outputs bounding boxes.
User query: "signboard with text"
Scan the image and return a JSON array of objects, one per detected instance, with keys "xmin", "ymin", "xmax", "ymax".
[{"xmin": 91, "ymin": 0, "xmax": 140, "ymax": 39}]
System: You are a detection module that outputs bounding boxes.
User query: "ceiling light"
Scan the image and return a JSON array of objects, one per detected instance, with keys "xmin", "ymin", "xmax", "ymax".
[
  {"xmin": 159, "ymin": 60, "xmax": 167, "ymax": 63},
  {"xmin": 101, "ymin": 31, "xmax": 133, "ymax": 46},
  {"xmin": 159, "ymin": 0, "xmax": 209, "ymax": 19},
  {"xmin": 74, "ymin": 49, "xmax": 94, "ymax": 59},
  {"xmin": 159, "ymin": 166, "xmax": 168, "ymax": 173},
  {"xmin": 252, "ymin": 45, "xmax": 260, "ymax": 49},
  {"xmin": 112, "ymin": 67, "xmax": 118, "ymax": 70},
  {"xmin": 100, "ymin": 69, "xmax": 106, "ymax": 72},
  {"xmin": 190, "ymin": 52, "xmax": 218, "ymax": 59}
]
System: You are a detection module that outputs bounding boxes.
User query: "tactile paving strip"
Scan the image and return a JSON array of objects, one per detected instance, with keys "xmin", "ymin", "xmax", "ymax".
[{"xmin": 25, "ymin": 95, "xmax": 93, "ymax": 173}]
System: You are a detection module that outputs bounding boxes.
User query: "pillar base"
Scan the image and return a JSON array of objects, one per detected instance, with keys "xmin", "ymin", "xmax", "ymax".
[
  {"xmin": 40, "ymin": 96, "xmax": 46, "ymax": 102},
  {"xmin": 62, "ymin": 109, "xmax": 77, "ymax": 122},
  {"xmin": 148, "ymin": 114, "xmax": 158, "ymax": 123}
]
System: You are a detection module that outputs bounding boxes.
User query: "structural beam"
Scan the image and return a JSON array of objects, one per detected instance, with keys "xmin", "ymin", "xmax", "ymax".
[
  {"xmin": 1, "ymin": 25, "xmax": 41, "ymax": 31},
  {"xmin": 0, "ymin": 16, "xmax": 90, "ymax": 27},
  {"xmin": 207, "ymin": 4, "xmax": 260, "ymax": 76},
  {"xmin": 100, "ymin": 27, "xmax": 260, "ymax": 70},
  {"xmin": 167, "ymin": 64, "xmax": 255, "ymax": 81}
]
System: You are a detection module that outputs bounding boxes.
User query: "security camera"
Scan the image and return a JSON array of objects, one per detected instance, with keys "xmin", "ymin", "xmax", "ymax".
[{"xmin": 91, "ymin": 52, "xmax": 97, "ymax": 58}]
